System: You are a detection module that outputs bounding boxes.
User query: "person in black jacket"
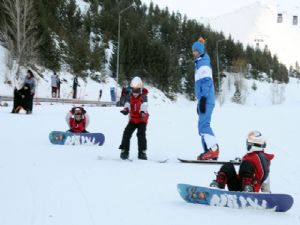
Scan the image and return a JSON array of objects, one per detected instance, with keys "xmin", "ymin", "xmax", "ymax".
[
  {"xmin": 23, "ymin": 70, "xmax": 36, "ymax": 114},
  {"xmin": 73, "ymin": 76, "xmax": 79, "ymax": 99}
]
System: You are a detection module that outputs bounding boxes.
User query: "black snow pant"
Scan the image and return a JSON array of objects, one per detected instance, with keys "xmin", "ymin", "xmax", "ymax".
[
  {"xmin": 218, "ymin": 160, "xmax": 254, "ymax": 191},
  {"xmin": 73, "ymin": 87, "xmax": 77, "ymax": 99},
  {"xmin": 119, "ymin": 122, "xmax": 147, "ymax": 153},
  {"xmin": 27, "ymin": 93, "xmax": 34, "ymax": 112}
]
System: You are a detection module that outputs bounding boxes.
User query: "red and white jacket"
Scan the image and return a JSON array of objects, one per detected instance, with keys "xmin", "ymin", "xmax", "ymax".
[
  {"xmin": 66, "ymin": 110, "xmax": 90, "ymax": 133},
  {"xmin": 242, "ymin": 151, "xmax": 274, "ymax": 192},
  {"xmin": 124, "ymin": 88, "xmax": 149, "ymax": 124}
]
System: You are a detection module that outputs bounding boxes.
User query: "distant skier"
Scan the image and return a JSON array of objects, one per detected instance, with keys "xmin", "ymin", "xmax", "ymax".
[
  {"xmin": 210, "ymin": 131, "xmax": 274, "ymax": 193},
  {"xmin": 51, "ymin": 71, "xmax": 58, "ymax": 98},
  {"xmin": 192, "ymin": 37, "xmax": 219, "ymax": 160},
  {"xmin": 72, "ymin": 76, "xmax": 79, "ymax": 99},
  {"xmin": 57, "ymin": 74, "xmax": 61, "ymax": 98},
  {"xmin": 119, "ymin": 76, "xmax": 149, "ymax": 160},
  {"xmin": 66, "ymin": 106, "xmax": 90, "ymax": 133},
  {"xmin": 98, "ymin": 88, "xmax": 103, "ymax": 101}
]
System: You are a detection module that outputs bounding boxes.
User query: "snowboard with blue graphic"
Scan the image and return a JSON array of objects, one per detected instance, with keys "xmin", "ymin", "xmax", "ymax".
[
  {"xmin": 49, "ymin": 131, "xmax": 105, "ymax": 146},
  {"xmin": 177, "ymin": 183, "xmax": 293, "ymax": 212}
]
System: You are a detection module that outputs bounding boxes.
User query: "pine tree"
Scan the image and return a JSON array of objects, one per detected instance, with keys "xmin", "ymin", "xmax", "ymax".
[{"xmin": 0, "ymin": 0, "xmax": 291, "ymax": 99}]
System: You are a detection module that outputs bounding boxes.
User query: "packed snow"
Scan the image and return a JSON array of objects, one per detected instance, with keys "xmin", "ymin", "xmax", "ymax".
[{"xmin": 1, "ymin": 84, "xmax": 300, "ymax": 225}]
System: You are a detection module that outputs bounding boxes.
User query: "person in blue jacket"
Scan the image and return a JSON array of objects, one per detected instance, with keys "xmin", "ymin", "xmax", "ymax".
[{"xmin": 192, "ymin": 37, "xmax": 219, "ymax": 160}]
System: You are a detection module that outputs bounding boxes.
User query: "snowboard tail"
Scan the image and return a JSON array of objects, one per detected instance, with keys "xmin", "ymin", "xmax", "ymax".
[
  {"xmin": 49, "ymin": 131, "xmax": 105, "ymax": 146},
  {"xmin": 177, "ymin": 183, "xmax": 293, "ymax": 212}
]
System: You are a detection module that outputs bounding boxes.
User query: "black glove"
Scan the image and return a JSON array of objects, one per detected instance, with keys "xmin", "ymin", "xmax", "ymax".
[
  {"xmin": 120, "ymin": 108, "xmax": 129, "ymax": 115},
  {"xmin": 199, "ymin": 97, "xmax": 206, "ymax": 114},
  {"xmin": 139, "ymin": 111, "xmax": 146, "ymax": 118}
]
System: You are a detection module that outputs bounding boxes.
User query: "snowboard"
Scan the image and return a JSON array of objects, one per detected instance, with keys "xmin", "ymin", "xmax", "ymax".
[
  {"xmin": 177, "ymin": 158, "xmax": 241, "ymax": 165},
  {"xmin": 177, "ymin": 183, "xmax": 293, "ymax": 212},
  {"xmin": 49, "ymin": 131, "xmax": 105, "ymax": 146}
]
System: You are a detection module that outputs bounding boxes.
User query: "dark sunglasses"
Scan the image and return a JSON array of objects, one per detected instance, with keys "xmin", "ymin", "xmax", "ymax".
[
  {"xmin": 246, "ymin": 141, "xmax": 266, "ymax": 151},
  {"xmin": 132, "ymin": 88, "xmax": 141, "ymax": 94}
]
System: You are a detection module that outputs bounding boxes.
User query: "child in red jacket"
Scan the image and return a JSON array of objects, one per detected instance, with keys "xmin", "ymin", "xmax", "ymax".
[
  {"xmin": 210, "ymin": 131, "xmax": 274, "ymax": 192},
  {"xmin": 66, "ymin": 107, "xmax": 90, "ymax": 133},
  {"xmin": 119, "ymin": 76, "xmax": 149, "ymax": 160}
]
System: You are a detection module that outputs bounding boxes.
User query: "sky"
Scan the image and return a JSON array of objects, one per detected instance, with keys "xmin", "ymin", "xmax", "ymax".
[{"xmin": 141, "ymin": 0, "xmax": 300, "ymax": 18}]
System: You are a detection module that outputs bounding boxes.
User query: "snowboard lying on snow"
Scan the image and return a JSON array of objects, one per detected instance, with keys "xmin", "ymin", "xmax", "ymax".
[
  {"xmin": 177, "ymin": 183, "xmax": 293, "ymax": 212},
  {"xmin": 177, "ymin": 158, "xmax": 241, "ymax": 165},
  {"xmin": 49, "ymin": 131, "xmax": 105, "ymax": 146}
]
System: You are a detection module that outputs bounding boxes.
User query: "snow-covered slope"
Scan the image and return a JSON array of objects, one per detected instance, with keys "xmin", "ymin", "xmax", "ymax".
[
  {"xmin": 219, "ymin": 73, "xmax": 300, "ymax": 106},
  {"xmin": 0, "ymin": 43, "xmax": 172, "ymax": 105},
  {"xmin": 205, "ymin": 2, "xmax": 300, "ymax": 66},
  {"xmin": 142, "ymin": 1, "xmax": 300, "ymax": 66},
  {"xmin": 142, "ymin": 0, "xmax": 300, "ymax": 19},
  {"xmin": 2, "ymin": 44, "xmax": 300, "ymax": 106},
  {"xmin": 0, "ymin": 97, "xmax": 300, "ymax": 225}
]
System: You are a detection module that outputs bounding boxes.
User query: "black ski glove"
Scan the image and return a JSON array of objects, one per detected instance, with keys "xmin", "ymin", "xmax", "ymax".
[
  {"xmin": 120, "ymin": 108, "xmax": 129, "ymax": 115},
  {"xmin": 139, "ymin": 111, "xmax": 146, "ymax": 118},
  {"xmin": 199, "ymin": 97, "xmax": 207, "ymax": 114}
]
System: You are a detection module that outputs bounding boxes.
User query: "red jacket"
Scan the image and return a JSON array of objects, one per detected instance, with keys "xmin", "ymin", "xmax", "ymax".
[
  {"xmin": 69, "ymin": 115, "xmax": 87, "ymax": 133},
  {"xmin": 128, "ymin": 88, "xmax": 149, "ymax": 124},
  {"xmin": 242, "ymin": 151, "xmax": 274, "ymax": 192}
]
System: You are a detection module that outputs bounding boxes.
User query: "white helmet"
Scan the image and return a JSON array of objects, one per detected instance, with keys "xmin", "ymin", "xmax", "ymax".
[
  {"xmin": 130, "ymin": 76, "xmax": 143, "ymax": 89},
  {"xmin": 246, "ymin": 130, "xmax": 266, "ymax": 152}
]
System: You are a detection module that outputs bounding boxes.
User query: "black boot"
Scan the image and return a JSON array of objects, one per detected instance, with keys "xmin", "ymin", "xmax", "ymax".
[
  {"xmin": 120, "ymin": 150, "xmax": 129, "ymax": 160},
  {"xmin": 138, "ymin": 150, "xmax": 147, "ymax": 160}
]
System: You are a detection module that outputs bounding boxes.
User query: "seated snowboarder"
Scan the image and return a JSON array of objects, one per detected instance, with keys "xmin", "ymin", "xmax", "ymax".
[
  {"xmin": 210, "ymin": 130, "xmax": 274, "ymax": 193},
  {"xmin": 66, "ymin": 107, "xmax": 89, "ymax": 133},
  {"xmin": 119, "ymin": 76, "xmax": 149, "ymax": 160},
  {"xmin": 11, "ymin": 76, "xmax": 31, "ymax": 114}
]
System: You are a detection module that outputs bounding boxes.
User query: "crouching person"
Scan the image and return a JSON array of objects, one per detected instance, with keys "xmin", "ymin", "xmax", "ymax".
[
  {"xmin": 66, "ymin": 107, "xmax": 89, "ymax": 133},
  {"xmin": 210, "ymin": 131, "xmax": 274, "ymax": 192}
]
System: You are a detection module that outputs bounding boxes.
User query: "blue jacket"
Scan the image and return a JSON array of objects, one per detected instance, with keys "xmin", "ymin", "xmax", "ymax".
[{"xmin": 194, "ymin": 53, "xmax": 215, "ymax": 105}]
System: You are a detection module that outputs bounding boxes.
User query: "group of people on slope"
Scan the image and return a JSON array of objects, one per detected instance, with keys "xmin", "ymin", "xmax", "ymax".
[
  {"xmin": 66, "ymin": 76, "xmax": 149, "ymax": 161},
  {"xmin": 64, "ymin": 37, "xmax": 274, "ymax": 194},
  {"xmin": 10, "ymin": 38, "xmax": 273, "ymax": 194},
  {"xmin": 192, "ymin": 37, "xmax": 273, "ymax": 193},
  {"xmin": 51, "ymin": 71, "xmax": 81, "ymax": 99}
]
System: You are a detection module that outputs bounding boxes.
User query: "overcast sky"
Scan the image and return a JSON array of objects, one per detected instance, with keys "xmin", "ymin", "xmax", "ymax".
[{"xmin": 141, "ymin": 0, "xmax": 300, "ymax": 18}]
